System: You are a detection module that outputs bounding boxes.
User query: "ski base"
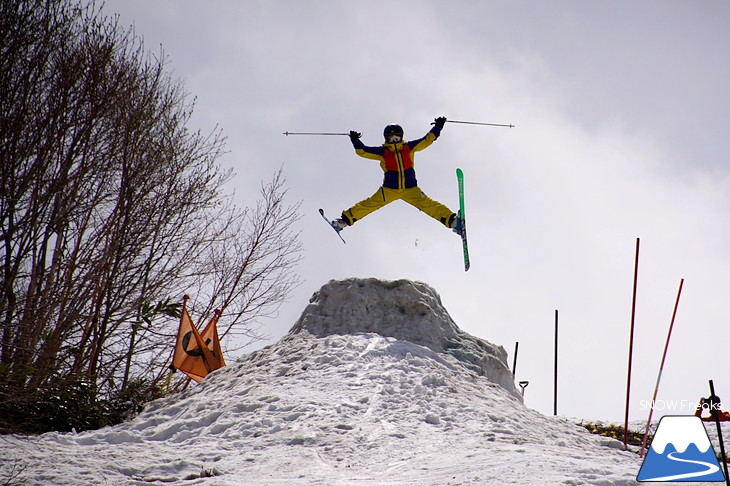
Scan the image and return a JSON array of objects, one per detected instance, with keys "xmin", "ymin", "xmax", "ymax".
[
  {"xmin": 319, "ymin": 209, "xmax": 346, "ymax": 244},
  {"xmin": 460, "ymin": 217, "xmax": 470, "ymax": 271}
]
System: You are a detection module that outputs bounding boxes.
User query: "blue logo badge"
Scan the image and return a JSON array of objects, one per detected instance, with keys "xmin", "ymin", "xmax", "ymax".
[{"xmin": 638, "ymin": 415, "xmax": 725, "ymax": 482}]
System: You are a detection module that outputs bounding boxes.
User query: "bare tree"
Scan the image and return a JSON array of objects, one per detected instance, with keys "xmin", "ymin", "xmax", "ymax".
[{"xmin": 0, "ymin": 0, "xmax": 301, "ymax": 431}]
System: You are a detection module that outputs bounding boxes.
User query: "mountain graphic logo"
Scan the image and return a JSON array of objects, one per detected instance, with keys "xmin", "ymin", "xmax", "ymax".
[{"xmin": 637, "ymin": 415, "xmax": 725, "ymax": 482}]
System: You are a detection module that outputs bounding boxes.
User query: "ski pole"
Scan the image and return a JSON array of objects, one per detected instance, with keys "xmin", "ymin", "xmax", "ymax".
[
  {"xmin": 432, "ymin": 119, "xmax": 515, "ymax": 128},
  {"xmin": 283, "ymin": 131, "xmax": 349, "ymax": 136}
]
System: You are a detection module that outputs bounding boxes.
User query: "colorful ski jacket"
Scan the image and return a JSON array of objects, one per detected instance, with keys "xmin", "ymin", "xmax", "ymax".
[{"xmin": 351, "ymin": 124, "xmax": 443, "ymax": 189}]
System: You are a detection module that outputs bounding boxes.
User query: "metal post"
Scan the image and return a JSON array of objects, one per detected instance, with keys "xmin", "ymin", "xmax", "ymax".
[{"xmin": 512, "ymin": 342, "xmax": 519, "ymax": 377}]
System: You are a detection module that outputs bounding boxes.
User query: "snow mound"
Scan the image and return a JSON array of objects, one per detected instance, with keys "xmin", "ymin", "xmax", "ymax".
[
  {"xmin": 0, "ymin": 278, "xmax": 645, "ymax": 485},
  {"xmin": 289, "ymin": 278, "xmax": 520, "ymax": 398}
]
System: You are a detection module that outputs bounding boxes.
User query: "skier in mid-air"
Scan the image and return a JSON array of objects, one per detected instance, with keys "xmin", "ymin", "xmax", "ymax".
[{"xmin": 327, "ymin": 116, "xmax": 463, "ymax": 235}]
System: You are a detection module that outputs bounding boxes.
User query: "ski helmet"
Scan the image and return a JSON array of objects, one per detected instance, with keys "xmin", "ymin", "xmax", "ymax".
[{"xmin": 383, "ymin": 124, "xmax": 404, "ymax": 141}]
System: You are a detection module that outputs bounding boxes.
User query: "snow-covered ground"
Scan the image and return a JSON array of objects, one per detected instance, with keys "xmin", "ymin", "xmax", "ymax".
[{"xmin": 2, "ymin": 278, "xmax": 727, "ymax": 485}]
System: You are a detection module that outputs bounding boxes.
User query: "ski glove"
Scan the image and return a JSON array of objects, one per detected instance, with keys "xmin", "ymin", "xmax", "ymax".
[
  {"xmin": 433, "ymin": 116, "xmax": 447, "ymax": 129},
  {"xmin": 349, "ymin": 130, "xmax": 362, "ymax": 142}
]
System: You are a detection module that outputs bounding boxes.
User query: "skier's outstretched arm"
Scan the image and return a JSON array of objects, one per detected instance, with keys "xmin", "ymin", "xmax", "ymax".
[
  {"xmin": 349, "ymin": 130, "xmax": 384, "ymax": 160},
  {"xmin": 409, "ymin": 116, "xmax": 447, "ymax": 152}
]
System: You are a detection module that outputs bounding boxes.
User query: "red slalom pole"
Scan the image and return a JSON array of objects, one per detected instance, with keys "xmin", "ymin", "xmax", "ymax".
[
  {"xmin": 640, "ymin": 278, "xmax": 685, "ymax": 458},
  {"xmin": 624, "ymin": 238, "xmax": 641, "ymax": 448}
]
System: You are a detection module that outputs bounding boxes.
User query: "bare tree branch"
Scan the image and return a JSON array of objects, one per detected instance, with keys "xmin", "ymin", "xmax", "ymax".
[{"xmin": 0, "ymin": 0, "xmax": 302, "ymax": 432}]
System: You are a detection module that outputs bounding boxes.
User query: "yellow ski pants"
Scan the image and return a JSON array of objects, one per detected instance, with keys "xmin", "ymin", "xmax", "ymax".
[{"xmin": 342, "ymin": 186, "xmax": 454, "ymax": 227}]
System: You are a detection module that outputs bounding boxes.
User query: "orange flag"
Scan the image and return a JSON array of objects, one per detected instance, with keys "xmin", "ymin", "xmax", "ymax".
[{"xmin": 172, "ymin": 296, "xmax": 225, "ymax": 382}]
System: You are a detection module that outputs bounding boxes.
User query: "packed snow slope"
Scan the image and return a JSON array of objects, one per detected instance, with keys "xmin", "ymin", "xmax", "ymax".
[{"xmin": 2, "ymin": 278, "xmax": 653, "ymax": 485}]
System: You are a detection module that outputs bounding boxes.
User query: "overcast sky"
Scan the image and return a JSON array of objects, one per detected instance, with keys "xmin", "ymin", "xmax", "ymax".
[{"xmin": 103, "ymin": 0, "xmax": 730, "ymax": 422}]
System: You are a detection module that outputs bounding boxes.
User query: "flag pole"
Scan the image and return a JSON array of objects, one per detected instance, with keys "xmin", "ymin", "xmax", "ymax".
[
  {"xmin": 640, "ymin": 278, "xmax": 684, "ymax": 458},
  {"xmin": 624, "ymin": 238, "xmax": 641, "ymax": 448}
]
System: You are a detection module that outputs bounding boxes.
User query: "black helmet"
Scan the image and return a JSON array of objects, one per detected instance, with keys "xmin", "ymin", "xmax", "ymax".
[{"xmin": 383, "ymin": 124, "xmax": 404, "ymax": 141}]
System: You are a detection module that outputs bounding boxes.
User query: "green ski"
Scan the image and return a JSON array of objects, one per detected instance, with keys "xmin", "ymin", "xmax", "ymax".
[{"xmin": 456, "ymin": 168, "xmax": 470, "ymax": 271}]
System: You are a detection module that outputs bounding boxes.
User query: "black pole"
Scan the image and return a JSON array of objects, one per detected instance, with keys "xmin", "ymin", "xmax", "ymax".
[
  {"xmin": 554, "ymin": 310, "xmax": 559, "ymax": 416},
  {"xmin": 709, "ymin": 380, "xmax": 730, "ymax": 486},
  {"xmin": 512, "ymin": 342, "xmax": 519, "ymax": 377}
]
